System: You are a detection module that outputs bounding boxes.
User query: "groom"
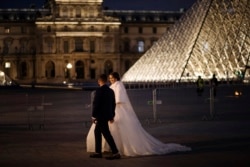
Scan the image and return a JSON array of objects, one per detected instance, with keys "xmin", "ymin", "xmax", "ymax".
[{"xmin": 90, "ymin": 74, "xmax": 121, "ymax": 160}]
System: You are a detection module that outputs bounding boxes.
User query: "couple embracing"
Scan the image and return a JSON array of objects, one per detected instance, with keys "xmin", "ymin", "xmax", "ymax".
[{"xmin": 87, "ymin": 72, "xmax": 191, "ymax": 160}]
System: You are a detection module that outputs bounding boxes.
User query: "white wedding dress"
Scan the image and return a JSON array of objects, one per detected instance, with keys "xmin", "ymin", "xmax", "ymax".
[{"xmin": 86, "ymin": 81, "xmax": 191, "ymax": 156}]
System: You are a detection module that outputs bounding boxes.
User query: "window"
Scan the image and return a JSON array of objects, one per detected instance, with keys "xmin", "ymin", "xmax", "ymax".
[
  {"xmin": 90, "ymin": 40, "xmax": 95, "ymax": 53},
  {"xmin": 20, "ymin": 62, "xmax": 27, "ymax": 78},
  {"xmin": 47, "ymin": 26, "xmax": 51, "ymax": 32},
  {"xmin": 45, "ymin": 61, "xmax": 55, "ymax": 78},
  {"xmin": 4, "ymin": 27, "xmax": 10, "ymax": 34},
  {"xmin": 125, "ymin": 60, "xmax": 132, "ymax": 71},
  {"xmin": 20, "ymin": 38, "xmax": 27, "ymax": 53},
  {"xmin": 104, "ymin": 60, "xmax": 113, "ymax": 75},
  {"xmin": 138, "ymin": 27, "xmax": 143, "ymax": 34},
  {"xmin": 152, "ymin": 27, "xmax": 157, "ymax": 34},
  {"xmin": 105, "ymin": 26, "xmax": 110, "ymax": 32},
  {"xmin": 89, "ymin": 7, "xmax": 94, "ymax": 17},
  {"xmin": 20, "ymin": 45, "xmax": 25, "ymax": 54},
  {"xmin": 69, "ymin": 8, "xmax": 73, "ymax": 17},
  {"xmin": 124, "ymin": 27, "xmax": 128, "ymax": 33},
  {"xmin": 90, "ymin": 26, "xmax": 94, "ymax": 31},
  {"xmin": 64, "ymin": 26, "xmax": 68, "ymax": 31},
  {"xmin": 64, "ymin": 41, "xmax": 69, "ymax": 53},
  {"xmin": 104, "ymin": 38, "xmax": 112, "ymax": 52},
  {"xmin": 62, "ymin": 7, "xmax": 68, "ymax": 17},
  {"xmin": 75, "ymin": 61, "xmax": 84, "ymax": 79},
  {"xmin": 124, "ymin": 40, "xmax": 130, "ymax": 52},
  {"xmin": 90, "ymin": 69, "xmax": 96, "ymax": 79},
  {"xmin": 21, "ymin": 26, "xmax": 27, "ymax": 34},
  {"xmin": 3, "ymin": 37, "xmax": 13, "ymax": 54},
  {"xmin": 76, "ymin": 7, "xmax": 81, "ymax": 17},
  {"xmin": 75, "ymin": 38, "xmax": 83, "ymax": 52},
  {"xmin": 45, "ymin": 37, "xmax": 54, "ymax": 53},
  {"xmin": 47, "ymin": 41, "xmax": 53, "ymax": 53},
  {"xmin": 151, "ymin": 38, "xmax": 158, "ymax": 46},
  {"xmin": 137, "ymin": 40, "xmax": 144, "ymax": 53}
]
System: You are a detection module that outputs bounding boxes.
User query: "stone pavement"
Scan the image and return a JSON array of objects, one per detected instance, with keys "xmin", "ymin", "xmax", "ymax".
[{"xmin": 0, "ymin": 85, "xmax": 250, "ymax": 167}]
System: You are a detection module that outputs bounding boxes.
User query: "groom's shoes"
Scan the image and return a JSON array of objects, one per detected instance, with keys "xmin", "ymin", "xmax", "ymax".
[
  {"xmin": 106, "ymin": 153, "xmax": 121, "ymax": 160},
  {"xmin": 90, "ymin": 153, "xmax": 102, "ymax": 158}
]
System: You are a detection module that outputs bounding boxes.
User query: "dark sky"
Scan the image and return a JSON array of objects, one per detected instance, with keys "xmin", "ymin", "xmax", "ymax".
[{"xmin": 0, "ymin": 0, "xmax": 197, "ymax": 11}]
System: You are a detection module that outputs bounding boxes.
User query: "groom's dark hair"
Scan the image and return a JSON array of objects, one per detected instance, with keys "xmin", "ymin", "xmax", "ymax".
[{"xmin": 99, "ymin": 74, "xmax": 107, "ymax": 82}]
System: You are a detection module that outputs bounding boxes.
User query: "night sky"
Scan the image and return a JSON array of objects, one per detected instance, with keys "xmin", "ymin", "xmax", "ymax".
[{"xmin": 0, "ymin": 0, "xmax": 197, "ymax": 11}]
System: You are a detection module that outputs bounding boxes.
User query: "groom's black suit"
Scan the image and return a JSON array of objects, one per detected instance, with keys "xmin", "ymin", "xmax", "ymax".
[{"xmin": 92, "ymin": 84, "xmax": 118, "ymax": 154}]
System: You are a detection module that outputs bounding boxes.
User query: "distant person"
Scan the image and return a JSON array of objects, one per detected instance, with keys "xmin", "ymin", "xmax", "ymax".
[
  {"xmin": 196, "ymin": 76, "xmax": 204, "ymax": 96},
  {"xmin": 89, "ymin": 74, "xmax": 121, "ymax": 160},
  {"xmin": 210, "ymin": 74, "xmax": 218, "ymax": 97},
  {"xmin": 87, "ymin": 72, "xmax": 191, "ymax": 156}
]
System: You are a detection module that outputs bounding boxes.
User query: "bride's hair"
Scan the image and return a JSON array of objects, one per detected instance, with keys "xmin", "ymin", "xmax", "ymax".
[{"xmin": 110, "ymin": 72, "xmax": 120, "ymax": 81}]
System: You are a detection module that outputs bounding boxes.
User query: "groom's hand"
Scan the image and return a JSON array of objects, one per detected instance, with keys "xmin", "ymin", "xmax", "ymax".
[{"xmin": 92, "ymin": 117, "xmax": 97, "ymax": 124}]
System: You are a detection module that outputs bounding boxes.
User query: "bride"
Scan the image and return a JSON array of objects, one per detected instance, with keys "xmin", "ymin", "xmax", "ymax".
[{"xmin": 86, "ymin": 72, "xmax": 191, "ymax": 156}]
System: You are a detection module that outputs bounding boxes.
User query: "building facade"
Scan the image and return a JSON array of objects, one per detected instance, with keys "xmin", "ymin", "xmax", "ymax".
[{"xmin": 0, "ymin": 0, "xmax": 184, "ymax": 85}]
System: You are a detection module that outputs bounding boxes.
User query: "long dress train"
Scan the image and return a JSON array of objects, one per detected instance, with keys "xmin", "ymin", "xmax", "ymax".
[{"xmin": 86, "ymin": 81, "xmax": 191, "ymax": 156}]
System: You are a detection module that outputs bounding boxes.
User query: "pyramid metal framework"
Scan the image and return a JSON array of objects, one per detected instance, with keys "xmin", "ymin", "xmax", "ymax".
[{"xmin": 122, "ymin": 0, "xmax": 250, "ymax": 83}]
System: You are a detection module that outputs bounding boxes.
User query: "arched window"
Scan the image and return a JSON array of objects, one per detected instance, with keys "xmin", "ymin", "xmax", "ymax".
[
  {"xmin": 45, "ymin": 61, "xmax": 55, "ymax": 78},
  {"xmin": 19, "ymin": 37, "xmax": 28, "ymax": 54},
  {"xmin": 64, "ymin": 26, "xmax": 68, "ymax": 31},
  {"xmin": 123, "ymin": 38, "xmax": 130, "ymax": 52},
  {"xmin": 45, "ymin": 37, "xmax": 54, "ymax": 53},
  {"xmin": 105, "ymin": 26, "xmax": 110, "ymax": 32},
  {"xmin": 89, "ymin": 7, "xmax": 94, "ymax": 17},
  {"xmin": 69, "ymin": 7, "xmax": 73, "ymax": 17},
  {"xmin": 90, "ymin": 40, "xmax": 95, "ymax": 53},
  {"xmin": 47, "ymin": 26, "xmax": 51, "ymax": 32},
  {"xmin": 137, "ymin": 40, "xmax": 145, "ymax": 53},
  {"xmin": 125, "ymin": 60, "xmax": 132, "ymax": 71},
  {"xmin": 75, "ymin": 38, "xmax": 83, "ymax": 52},
  {"xmin": 62, "ymin": 7, "xmax": 68, "ymax": 17},
  {"xmin": 90, "ymin": 26, "xmax": 94, "ymax": 31},
  {"xmin": 63, "ymin": 41, "xmax": 69, "ymax": 53},
  {"xmin": 150, "ymin": 37, "xmax": 158, "ymax": 46},
  {"xmin": 104, "ymin": 60, "xmax": 113, "ymax": 75},
  {"xmin": 20, "ymin": 62, "xmax": 27, "ymax": 78},
  {"xmin": 90, "ymin": 59, "xmax": 96, "ymax": 79},
  {"xmin": 76, "ymin": 7, "xmax": 81, "ymax": 17},
  {"xmin": 152, "ymin": 27, "xmax": 157, "ymax": 34},
  {"xmin": 104, "ymin": 37, "xmax": 112, "ymax": 53},
  {"xmin": 3, "ymin": 37, "xmax": 13, "ymax": 54},
  {"xmin": 75, "ymin": 61, "xmax": 84, "ymax": 79},
  {"xmin": 138, "ymin": 27, "xmax": 143, "ymax": 34},
  {"xmin": 124, "ymin": 27, "xmax": 128, "ymax": 33}
]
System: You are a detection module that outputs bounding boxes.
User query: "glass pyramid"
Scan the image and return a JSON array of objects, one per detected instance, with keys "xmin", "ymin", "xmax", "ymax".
[{"xmin": 122, "ymin": 0, "xmax": 250, "ymax": 83}]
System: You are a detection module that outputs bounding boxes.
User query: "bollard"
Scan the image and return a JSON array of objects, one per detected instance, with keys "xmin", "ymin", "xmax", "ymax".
[
  {"xmin": 153, "ymin": 89, "xmax": 157, "ymax": 122},
  {"xmin": 210, "ymin": 87, "xmax": 215, "ymax": 119},
  {"xmin": 152, "ymin": 89, "xmax": 162, "ymax": 123}
]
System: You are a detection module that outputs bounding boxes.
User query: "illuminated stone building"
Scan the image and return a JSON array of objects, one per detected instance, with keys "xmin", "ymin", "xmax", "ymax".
[{"xmin": 0, "ymin": 0, "xmax": 184, "ymax": 84}]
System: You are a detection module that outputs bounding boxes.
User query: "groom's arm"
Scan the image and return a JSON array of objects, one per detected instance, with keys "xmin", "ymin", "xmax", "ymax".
[{"xmin": 92, "ymin": 89, "xmax": 101, "ymax": 120}]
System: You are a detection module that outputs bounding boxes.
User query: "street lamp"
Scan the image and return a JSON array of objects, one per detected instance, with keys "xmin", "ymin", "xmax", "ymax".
[
  {"xmin": 5, "ymin": 62, "xmax": 11, "ymax": 76},
  {"xmin": 66, "ymin": 63, "xmax": 72, "ymax": 83},
  {"xmin": 0, "ymin": 71, "xmax": 5, "ymax": 85}
]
